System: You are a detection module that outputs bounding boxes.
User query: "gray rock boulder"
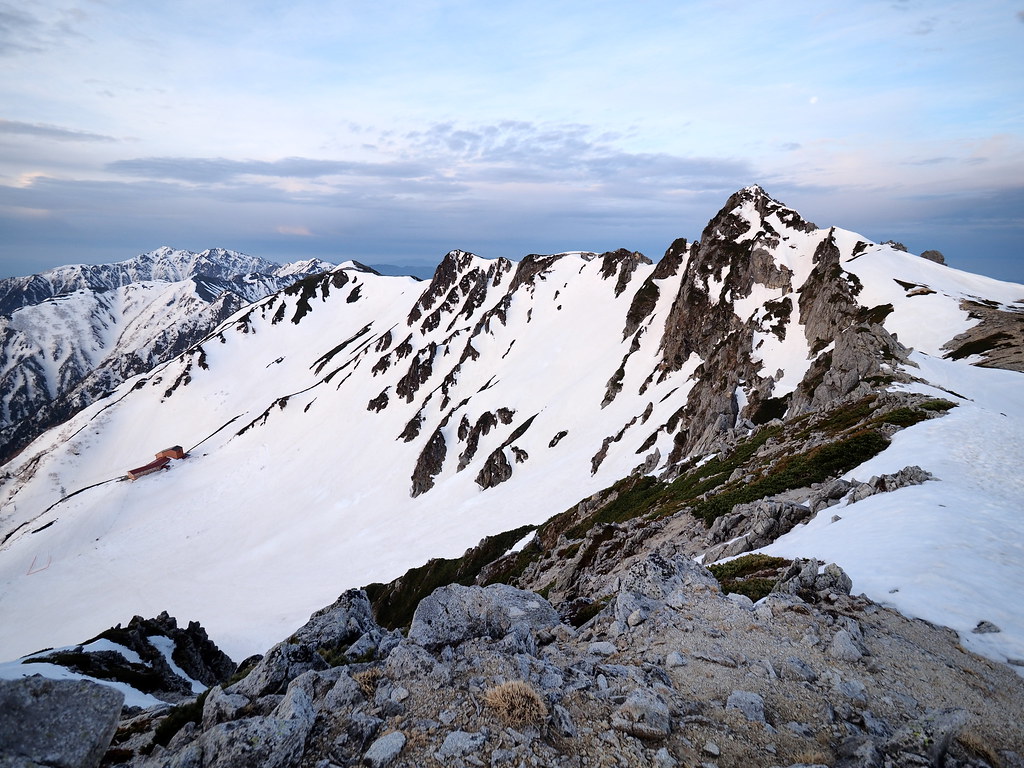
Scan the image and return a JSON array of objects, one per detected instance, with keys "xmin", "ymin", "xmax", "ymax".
[
  {"xmin": 778, "ymin": 656, "xmax": 818, "ymax": 682},
  {"xmin": 829, "ymin": 629, "xmax": 863, "ymax": 663},
  {"xmin": 706, "ymin": 499, "xmax": 813, "ymax": 561},
  {"xmin": 363, "ymin": 731, "xmax": 406, "ymax": 768},
  {"xmin": 726, "ymin": 690, "xmax": 766, "ymax": 723},
  {"xmin": 408, "ymin": 583, "xmax": 559, "ymax": 650},
  {"xmin": 202, "ymin": 685, "xmax": 250, "ymax": 729},
  {"xmin": 230, "ymin": 589, "xmax": 378, "ymax": 697},
  {"xmin": 773, "ymin": 558, "xmax": 853, "ymax": 602},
  {"xmin": 0, "ymin": 677, "xmax": 123, "ymax": 768},
  {"xmin": 158, "ymin": 716, "xmax": 309, "ymax": 768},
  {"xmin": 227, "ymin": 641, "xmax": 329, "ymax": 699},
  {"xmin": 617, "ymin": 552, "xmax": 719, "ymax": 603},
  {"xmin": 610, "ymin": 688, "xmax": 671, "ymax": 740},
  {"xmin": 288, "ymin": 589, "xmax": 377, "ymax": 648},
  {"xmin": 435, "ymin": 730, "xmax": 486, "ymax": 760}
]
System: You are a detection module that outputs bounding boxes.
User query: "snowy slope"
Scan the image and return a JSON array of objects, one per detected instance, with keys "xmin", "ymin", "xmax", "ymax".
[{"xmin": 1, "ymin": 188, "xmax": 1021, "ymax": 673}]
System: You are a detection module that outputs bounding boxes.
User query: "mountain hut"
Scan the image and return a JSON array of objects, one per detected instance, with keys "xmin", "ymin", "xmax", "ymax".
[{"xmin": 126, "ymin": 456, "xmax": 171, "ymax": 481}]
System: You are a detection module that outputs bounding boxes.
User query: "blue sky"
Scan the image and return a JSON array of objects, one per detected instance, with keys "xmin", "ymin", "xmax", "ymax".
[{"xmin": 1, "ymin": 0, "xmax": 1022, "ymax": 281}]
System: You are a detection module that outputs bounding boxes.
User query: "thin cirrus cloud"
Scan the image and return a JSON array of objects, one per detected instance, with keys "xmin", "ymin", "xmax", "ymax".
[
  {"xmin": 0, "ymin": 4, "xmax": 42, "ymax": 56},
  {"xmin": 404, "ymin": 122, "xmax": 751, "ymax": 189},
  {"xmin": 105, "ymin": 156, "xmax": 434, "ymax": 184},
  {"xmin": 102, "ymin": 122, "xmax": 752, "ymax": 197},
  {"xmin": 0, "ymin": 119, "xmax": 116, "ymax": 143}
]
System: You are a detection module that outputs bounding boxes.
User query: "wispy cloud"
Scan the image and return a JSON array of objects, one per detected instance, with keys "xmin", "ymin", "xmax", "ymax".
[
  {"xmin": 0, "ymin": 119, "xmax": 116, "ymax": 143},
  {"xmin": 276, "ymin": 225, "xmax": 312, "ymax": 236},
  {"xmin": 406, "ymin": 121, "xmax": 751, "ymax": 190},
  {"xmin": 901, "ymin": 156, "xmax": 955, "ymax": 166},
  {"xmin": 103, "ymin": 123, "xmax": 752, "ymax": 199},
  {"xmin": 0, "ymin": 2, "xmax": 89, "ymax": 56},
  {"xmin": 0, "ymin": 3, "xmax": 42, "ymax": 55},
  {"xmin": 106, "ymin": 156, "xmax": 433, "ymax": 184}
]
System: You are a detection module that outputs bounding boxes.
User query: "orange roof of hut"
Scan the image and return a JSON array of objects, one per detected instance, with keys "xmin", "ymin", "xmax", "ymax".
[
  {"xmin": 126, "ymin": 456, "xmax": 171, "ymax": 481},
  {"xmin": 156, "ymin": 445, "xmax": 186, "ymax": 460}
]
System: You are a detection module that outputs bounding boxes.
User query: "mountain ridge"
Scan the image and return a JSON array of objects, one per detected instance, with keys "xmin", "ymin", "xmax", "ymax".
[{"xmin": 0, "ymin": 186, "xmax": 1021, "ymax": 675}]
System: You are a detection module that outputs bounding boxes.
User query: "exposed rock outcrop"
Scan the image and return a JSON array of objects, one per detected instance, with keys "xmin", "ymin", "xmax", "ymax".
[
  {"xmin": 0, "ymin": 677, "xmax": 123, "ymax": 768},
  {"xmin": 942, "ymin": 299, "xmax": 1024, "ymax": 372},
  {"xmin": 15, "ymin": 613, "xmax": 235, "ymax": 705},
  {"xmin": 106, "ymin": 556, "xmax": 1024, "ymax": 768},
  {"xmin": 703, "ymin": 466, "xmax": 934, "ymax": 562}
]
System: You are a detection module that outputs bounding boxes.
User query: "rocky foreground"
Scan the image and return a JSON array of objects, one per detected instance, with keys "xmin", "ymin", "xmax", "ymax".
[{"xmin": 4, "ymin": 553, "xmax": 1022, "ymax": 768}]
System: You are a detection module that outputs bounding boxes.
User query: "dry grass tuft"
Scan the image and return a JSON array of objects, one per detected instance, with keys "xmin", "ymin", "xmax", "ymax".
[
  {"xmin": 482, "ymin": 680, "xmax": 548, "ymax": 727},
  {"xmin": 956, "ymin": 730, "xmax": 1002, "ymax": 767},
  {"xmin": 353, "ymin": 667, "xmax": 384, "ymax": 697}
]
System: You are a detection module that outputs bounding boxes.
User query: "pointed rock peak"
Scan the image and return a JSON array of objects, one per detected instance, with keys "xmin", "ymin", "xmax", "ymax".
[
  {"xmin": 654, "ymin": 238, "xmax": 689, "ymax": 279},
  {"xmin": 709, "ymin": 186, "xmax": 817, "ymax": 241},
  {"xmin": 432, "ymin": 249, "xmax": 479, "ymax": 278},
  {"xmin": 409, "ymin": 249, "xmax": 484, "ymax": 322},
  {"xmin": 508, "ymin": 253, "xmax": 565, "ymax": 292},
  {"xmin": 337, "ymin": 260, "xmax": 380, "ymax": 275},
  {"xmin": 599, "ymin": 249, "xmax": 652, "ymax": 297},
  {"xmin": 599, "ymin": 249, "xmax": 652, "ymax": 273}
]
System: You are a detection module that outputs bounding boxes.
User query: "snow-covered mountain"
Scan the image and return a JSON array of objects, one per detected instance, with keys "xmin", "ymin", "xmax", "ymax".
[
  {"xmin": 0, "ymin": 248, "xmax": 335, "ymax": 463},
  {"xmin": 0, "ymin": 186, "xmax": 1021, "ymax": 678},
  {"xmin": 0, "ymin": 247, "xmax": 324, "ymax": 316}
]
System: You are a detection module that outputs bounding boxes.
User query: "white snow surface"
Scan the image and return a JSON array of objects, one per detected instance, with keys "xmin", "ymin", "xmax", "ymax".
[
  {"xmin": 1, "ymin": 216, "xmax": 1022, "ymax": 675},
  {"xmin": 148, "ymin": 634, "xmax": 205, "ymax": 695},
  {"xmin": 78, "ymin": 638, "xmax": 145, "ymax": 666},
  {"xmin": 0, "ymin": 658, "xmax": 167, "ymax": 708}
]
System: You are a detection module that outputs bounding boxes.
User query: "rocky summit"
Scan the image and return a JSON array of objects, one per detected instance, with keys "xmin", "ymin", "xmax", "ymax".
[{"xmin": 16, "ymin": 553, "xmax": 1022, "ymax": 767}]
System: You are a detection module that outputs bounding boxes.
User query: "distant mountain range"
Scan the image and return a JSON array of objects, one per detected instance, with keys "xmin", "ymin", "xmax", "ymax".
[{"xmin": 0, "ymin": 248, "xmax": 334, "ymax": 463}]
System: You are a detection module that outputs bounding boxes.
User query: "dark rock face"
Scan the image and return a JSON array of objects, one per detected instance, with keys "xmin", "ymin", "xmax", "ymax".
[
  {"xmin": 599, "ymin": 249, "xmax": 652, "ymax": 298},
  {"xmin": 0, "ymin": 677, "xmax": 123, "ymax": 768},
  {"xmin": 882, "ymin": 240, "xmax": 908, "ymax": 252},
  {"xmin": 508, "ymin": 253, "xmax": 564, "ymax": 294},
  {"xmin": 475, "ymin": 446, "xmax": 513, "ymax": 489},
  {"xmin": 410, "ymin": 427, "xmax": 447, "ymax": 498},
  {"xmin": 21, "ymin": 612, "xmax": 236, "ymax": 704},
  {"xmin": 407, "ymin": 250, "xmax": 477, "ymax": 325},
  {"xmin": 920, "ymin": 249, "xmax": 946, "ymax": 264},
  {"xmin": 457, "ymin": 411, "xmax": 499, "ymax": 470},
  {"xmin": 395, "ymin": 343, "xmax": 437, "ymax": 403},
  {"xmin": 646, "ymin": 186, "xmax": 813, "ymax": 460}
]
